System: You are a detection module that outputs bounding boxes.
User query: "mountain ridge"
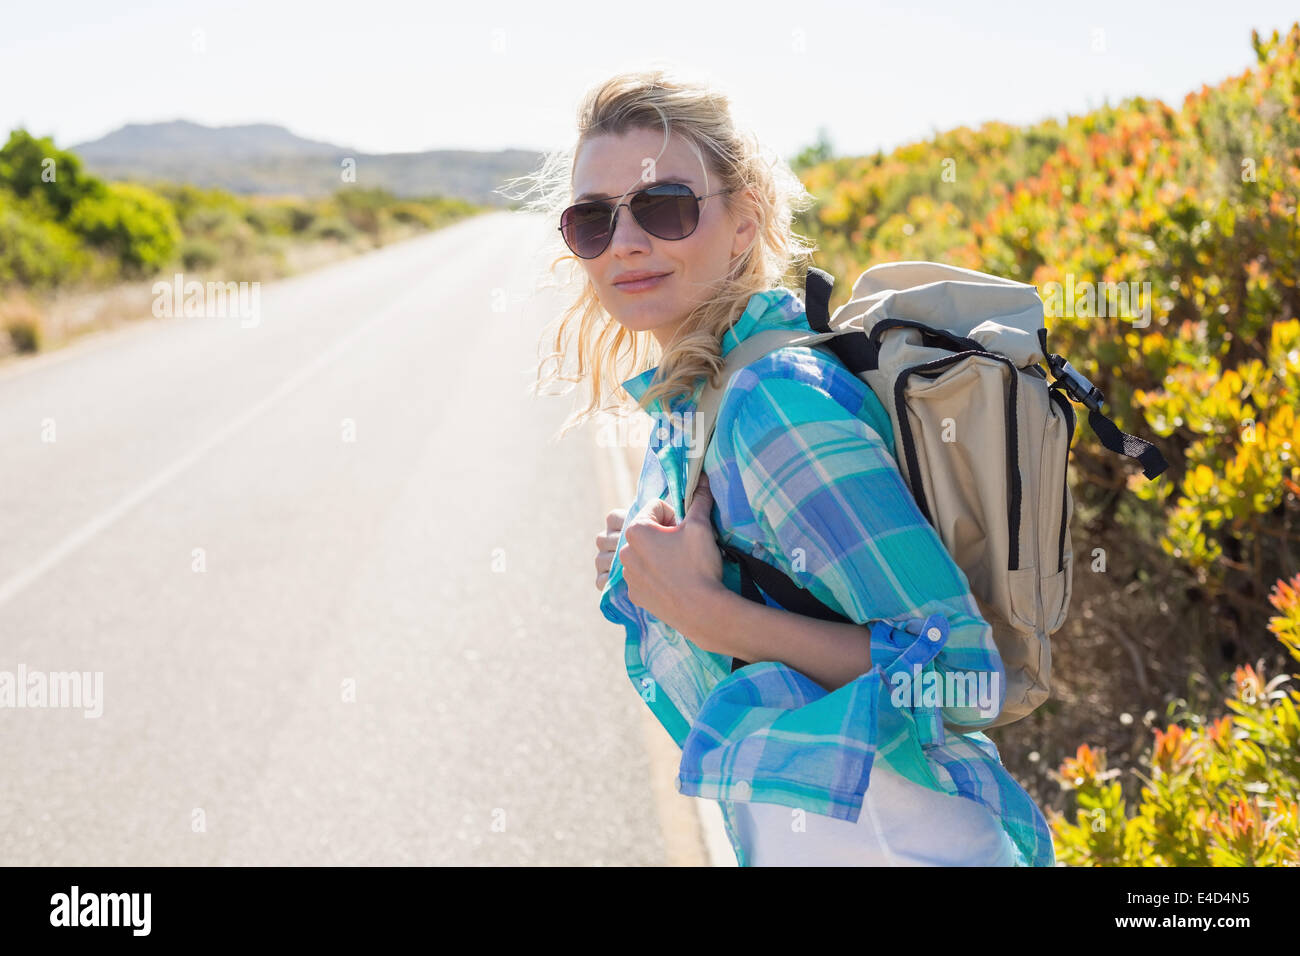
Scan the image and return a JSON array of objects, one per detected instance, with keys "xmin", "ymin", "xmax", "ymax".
[{"xmin": 70, "ymin": 120, "xmax": 542, "ymax": 207}]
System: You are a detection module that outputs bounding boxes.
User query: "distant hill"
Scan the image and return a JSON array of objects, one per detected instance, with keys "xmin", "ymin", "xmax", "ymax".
[{"xmin": 70, "ymin": 121, "xmax": 542, "ymax": 207}]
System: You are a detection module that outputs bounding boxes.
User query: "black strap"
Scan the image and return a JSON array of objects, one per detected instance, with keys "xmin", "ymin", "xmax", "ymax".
[
  {"xmin": 723, "ymin": 543, "xmax": 851, "ymax": 623},
  {"xmin": 728, "ymin": 544, "xmax": 767, "ymax": 671},
  {"xmin": 1037, "ymin": 328, "xmax": 1168, "ymax": 480},
  {"xmin": 724, "ymin": 540, "xmax": 853, "ymax": 673},
  {"xmin": 804, "ymin": 266, "xmax": 876, "ymax": 374},
  {"xmin": 1084, "ymin": 405, "xmax": 1168, "ymax": 479},
  {"xmin": 805, "ymin": 266, "xmax": 834, "ymax": 329}
]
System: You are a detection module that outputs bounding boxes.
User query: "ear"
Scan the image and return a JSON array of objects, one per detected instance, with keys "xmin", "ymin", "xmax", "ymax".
[{"xmin": 729, "ymin": 187, "xmax": 759, "ymax": 259}]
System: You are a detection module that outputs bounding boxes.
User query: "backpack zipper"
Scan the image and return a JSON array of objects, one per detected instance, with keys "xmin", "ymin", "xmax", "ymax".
[
  {"xmin": 1047, "ymin": 386, "xmax": 1077, "ymax": 575},
  {"xmin": 866, "ymin": 317, "xmax": 988, "ymax": 368}
]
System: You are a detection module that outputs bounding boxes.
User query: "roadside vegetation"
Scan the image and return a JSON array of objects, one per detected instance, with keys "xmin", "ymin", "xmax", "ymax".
[{"xmin": 0, "ymin": 129, "xmax": 483, "ymax": 357}]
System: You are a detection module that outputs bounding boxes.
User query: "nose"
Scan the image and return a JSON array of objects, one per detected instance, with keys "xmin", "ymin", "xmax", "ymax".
[{"xmin": 605, "ymin": 198, "xmax": 651, "ymax": 255}]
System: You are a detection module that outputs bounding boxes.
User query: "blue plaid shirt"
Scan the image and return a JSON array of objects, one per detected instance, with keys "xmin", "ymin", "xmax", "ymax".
[{"xmin": 599, "ymin": 286, "xmax": 1055, "ymax": 867}]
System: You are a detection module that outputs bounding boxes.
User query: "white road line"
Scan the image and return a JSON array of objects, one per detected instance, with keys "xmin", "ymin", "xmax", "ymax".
[{"xmin": 0, "ymin": 283, "xmax": 425, "ymax": 612}]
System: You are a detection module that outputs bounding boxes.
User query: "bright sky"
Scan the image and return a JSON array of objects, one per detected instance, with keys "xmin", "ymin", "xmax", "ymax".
[{"xmin": 2, "ymin": 0, "xmax": 1296, "ymax": 162}]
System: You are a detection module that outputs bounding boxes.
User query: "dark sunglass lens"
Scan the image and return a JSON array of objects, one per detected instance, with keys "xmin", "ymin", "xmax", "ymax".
[
  {"xmin": 562, "ymin": 203, "xmax": 612, "ymax": 257},
  {"xmin": 631, "ymin": 185, "xmax": 696, "ymax": 240}
]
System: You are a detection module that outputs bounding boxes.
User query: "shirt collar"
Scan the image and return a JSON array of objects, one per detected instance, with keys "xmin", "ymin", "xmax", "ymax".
[{"xmin": 618, "ymin": 286, "xmax": 807, "ymax": 413}]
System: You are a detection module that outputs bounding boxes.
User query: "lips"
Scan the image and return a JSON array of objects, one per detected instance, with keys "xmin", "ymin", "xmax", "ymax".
[{"xmin": 613, "ymin": 271, "xmax": 670, "ymax": 292}]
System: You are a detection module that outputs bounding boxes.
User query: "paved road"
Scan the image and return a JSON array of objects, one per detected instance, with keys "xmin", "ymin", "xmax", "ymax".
[{"xmin": 0, "ymin": 210, "xmax": 694, "ymax": 865}]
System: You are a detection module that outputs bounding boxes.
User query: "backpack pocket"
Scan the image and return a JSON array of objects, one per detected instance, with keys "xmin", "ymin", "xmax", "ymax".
[{"xmin": 891, "ymin": 352, "xmax": 1037, "ymax": 632}]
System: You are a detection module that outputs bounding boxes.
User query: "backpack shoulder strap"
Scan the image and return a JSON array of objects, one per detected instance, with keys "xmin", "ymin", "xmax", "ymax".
[
  {"xmin": 684, "ymin": 269, "xmax": 845, "ymax": 507},
  {"xmin": 684, "ymin": 326, "xmax": 840, "ymax": 507}
]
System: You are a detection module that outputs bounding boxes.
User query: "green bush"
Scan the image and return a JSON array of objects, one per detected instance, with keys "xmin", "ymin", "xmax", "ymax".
[
  {"xmin": 283, "ymin": 202, "xmax": 316, "ymax": 234},
  {"xmin": 179, "ymin": 237, "xmax": 221, "ymax": 271},
  {"xmin": 388, "ymin": 201, "xmax": 437, "ymax": 227},
  {"xmin": 0, "ymin": 129, "xmax": 105, "ymax": 220},
  {"xmin": 67, "ymin": 182, "xmax": 181, "ymax": 275},
  {"xmin": 0, "ymin": 189, "xmax": 90, "ymax": 288},
  {"xmin": 334, "ymin": 187, "xmax": 400, "ymax": 238},
  {"xmin": 310, "ymin": 215, "xmax": 354, "ymax": 241},
  {"xmin": 242, "ymin": 201, "xmax": 293, "ymax": 236},
  {"xmin": 151, "ymin": 183, "xmax": 245, "ymax": 235}
]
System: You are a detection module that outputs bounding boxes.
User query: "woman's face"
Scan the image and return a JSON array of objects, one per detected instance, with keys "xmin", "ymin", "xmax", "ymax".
[{"xmin": 569, "ymin": 128, "xmax": 754, "ymax": 346}]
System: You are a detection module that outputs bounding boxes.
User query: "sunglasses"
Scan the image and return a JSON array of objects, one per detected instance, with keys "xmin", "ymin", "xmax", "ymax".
[{"xmin": 558, "ymin": 182, "xmax": 735, "ymax": 259}]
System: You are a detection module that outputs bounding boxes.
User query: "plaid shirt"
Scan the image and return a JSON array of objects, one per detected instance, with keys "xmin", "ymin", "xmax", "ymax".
[{"xmin": 599, "ymin": 286, "xmax": 1055, "ymax": 868}]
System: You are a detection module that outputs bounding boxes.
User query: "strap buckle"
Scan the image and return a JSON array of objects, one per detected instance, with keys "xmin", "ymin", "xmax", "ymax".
[{"xmin": 1046, "ymin": 353, "xmax": 1105, "ymax": 413}]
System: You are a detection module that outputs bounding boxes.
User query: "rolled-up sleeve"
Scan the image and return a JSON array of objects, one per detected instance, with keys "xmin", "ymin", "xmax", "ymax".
[{"xmin": 717, "ymin": 351, "xmax": 1007, "ymax": 731}]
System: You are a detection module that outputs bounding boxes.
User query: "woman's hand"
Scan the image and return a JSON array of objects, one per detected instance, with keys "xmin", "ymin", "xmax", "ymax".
[
  {"xmin": 594, "ymin": 506, "xmax": 628, "ymax": 591},
  {"xmin": 619, "ymin": 474, "xmax": 726, "ymax": 640}
]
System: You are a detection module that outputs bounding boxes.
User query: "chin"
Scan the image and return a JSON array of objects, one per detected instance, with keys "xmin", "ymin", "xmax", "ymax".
[{"xmin": 610, "ymin": 304, "xmax": 675, "ymax": 334}]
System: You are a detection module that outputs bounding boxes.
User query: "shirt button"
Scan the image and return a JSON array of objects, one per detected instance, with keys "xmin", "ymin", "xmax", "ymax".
[
  {"xmin": 926, "ymin": 626, "xmax": 942, "ymax": 642},
  {"xmin": 734, "ymin": 780, "xmax": 751, "ymax": 798}
]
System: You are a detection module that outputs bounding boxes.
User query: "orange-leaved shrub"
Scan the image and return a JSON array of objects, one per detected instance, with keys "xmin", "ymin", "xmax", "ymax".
[{"xmin": 1047, "ymin": 571, "xmax": 1300, "ymax": 865}]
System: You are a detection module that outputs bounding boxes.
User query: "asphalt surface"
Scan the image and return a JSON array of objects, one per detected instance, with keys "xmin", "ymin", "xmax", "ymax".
[{"xmin": 0, "ymin": 210, "xmax": 688, "ymax": 865}]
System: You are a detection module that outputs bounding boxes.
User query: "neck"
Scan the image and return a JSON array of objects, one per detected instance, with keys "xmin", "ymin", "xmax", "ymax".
[{"xmin": 651, "ymin": 318, "xmax": 686, "ymax": 351}]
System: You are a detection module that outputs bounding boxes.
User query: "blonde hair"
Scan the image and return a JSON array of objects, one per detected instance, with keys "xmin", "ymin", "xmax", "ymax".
[{"xmin": 499, "ymin": 67, "xmax": 818, "ymax": 437}]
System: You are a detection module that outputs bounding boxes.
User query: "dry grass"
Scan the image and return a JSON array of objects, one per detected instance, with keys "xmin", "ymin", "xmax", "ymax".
[
  {"xmin": 0, "ymin": 228, "xmax": 430, "ymax": 372},
  {"xmin": 0, "ymin": 289, "xmax": 44, "ymax": 358}
]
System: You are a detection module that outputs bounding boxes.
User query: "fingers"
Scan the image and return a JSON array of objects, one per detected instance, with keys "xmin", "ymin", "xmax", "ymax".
[
  {"xmin": 605, "ymin": 507, "xmax": 628, "ymax": 533},
  {"xmin": 642, "ymin": 498, "xmax": 677, "ymax": 526},
  {"xmin": 594, "ymin": 496, "xmax": 678, "ymax": 593},
  {"xmin": 595, "ymin": 538, "xmax": 616, "ymax": 589},
  {"xmin": 594, "ymin": 506, "xmax": 632, "ymax": 590},
  {"xmin": 686, "ymin": 473, "xmax": 715, "ymax": 522},
  {"xmin": 596, "ymin": 551, "xmax": 612, "ymax": 588},
  {"xmin": 623, "ymin": 499, "xmax": 676, "ymax": 538}
]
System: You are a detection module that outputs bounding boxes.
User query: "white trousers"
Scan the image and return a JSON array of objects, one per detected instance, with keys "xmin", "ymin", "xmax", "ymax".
[{"xmin": 728, "ymin": 759, "xmax": 1019, "ymax": 866}]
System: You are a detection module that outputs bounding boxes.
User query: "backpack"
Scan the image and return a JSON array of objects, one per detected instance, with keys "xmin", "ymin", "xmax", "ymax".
[{"xmin": 684, "ymin": 261, "xmax": 1168, "ymax": 730}]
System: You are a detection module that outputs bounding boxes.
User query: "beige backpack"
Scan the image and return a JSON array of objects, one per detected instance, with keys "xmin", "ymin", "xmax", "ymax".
[{"xmin": 685, "ymin": 261, "xmax": 1167, "ymax": 729}]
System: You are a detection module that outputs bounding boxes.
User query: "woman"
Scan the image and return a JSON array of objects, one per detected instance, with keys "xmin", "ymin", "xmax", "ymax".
[{"xmin": 504, "ymin": 69, "xmax": 1054, "ymax": 867}]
